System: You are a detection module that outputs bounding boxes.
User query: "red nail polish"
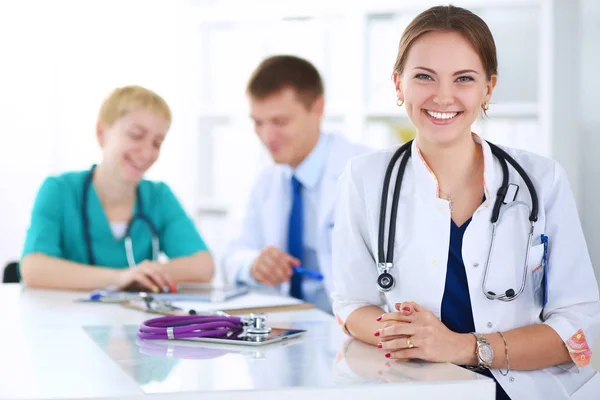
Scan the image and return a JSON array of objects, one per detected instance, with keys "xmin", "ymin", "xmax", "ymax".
[
  {"xmin": 374, "ymin": 331, "xmax": 380, "ymax": 337},
  {"xmin": 377, "ymin": 342, "xmax": 382, "ymax": 348},
  {"xmin": 376, "ymin": 316, "xmax": 382, "ymax": 322},
  {"xmin": 402, "ymin": 307, "xmax": 411, "ymax": 312},
  {"xmin": 385, "ymin": 353, "xmax": 391, "ymax": 358}
]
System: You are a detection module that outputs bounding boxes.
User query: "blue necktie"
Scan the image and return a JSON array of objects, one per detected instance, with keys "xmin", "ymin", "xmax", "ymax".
[{"xmin": 288, "ymin": 176, "xmax": 304, "ymax": 299}]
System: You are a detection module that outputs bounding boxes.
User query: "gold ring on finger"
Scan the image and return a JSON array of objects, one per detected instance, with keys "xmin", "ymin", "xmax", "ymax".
[{"xmin": 407, "ymin": 336, "xmax": 414, "ymax": 348}]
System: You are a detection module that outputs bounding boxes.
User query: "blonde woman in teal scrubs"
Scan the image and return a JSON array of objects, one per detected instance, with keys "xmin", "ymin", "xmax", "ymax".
[{"xmin": 20, "ymin": 86, "xmax": 214, "ymax": 292}]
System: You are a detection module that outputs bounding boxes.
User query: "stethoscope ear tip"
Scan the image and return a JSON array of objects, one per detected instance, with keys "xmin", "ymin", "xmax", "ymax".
[{"xmin": 486, "ymin": 289, "xmax": 516, "ymax": 301}]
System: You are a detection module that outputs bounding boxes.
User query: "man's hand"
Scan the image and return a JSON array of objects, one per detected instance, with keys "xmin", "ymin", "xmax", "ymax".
[{"xmin": 250, "ymin": 246, "xmax": 301, "ymax": 286}]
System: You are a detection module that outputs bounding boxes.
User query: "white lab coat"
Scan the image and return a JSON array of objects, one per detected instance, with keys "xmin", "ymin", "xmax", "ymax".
[
  {"xmin": 222, "ymin": 133, "xmax": 371, "ymax": 297},
  {"xmin": 331, "ymin": 137, "xmax": 600, "ymax": 400}
]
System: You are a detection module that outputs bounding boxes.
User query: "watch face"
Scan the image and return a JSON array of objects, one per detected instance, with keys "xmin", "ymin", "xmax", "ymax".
[{"xmin": 479, "ymin": 343, "xmax": 494, "ymax": 363}]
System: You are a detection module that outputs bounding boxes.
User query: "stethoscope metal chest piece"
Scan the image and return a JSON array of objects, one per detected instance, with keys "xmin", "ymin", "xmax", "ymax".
[
  {"xmin": 377, "ymin": 140, "xmax": 541, "ymax": 301},
  {"xmin": 83, "ymin": 165, "xmax": 159, "ymax": 267},
  {"xmin": 376, "ymin": 263, "xmax": 395, "ymax": 292},
  {"xmin": 243, "ymin": 314, "xmax": 271, "ymax": 335}
]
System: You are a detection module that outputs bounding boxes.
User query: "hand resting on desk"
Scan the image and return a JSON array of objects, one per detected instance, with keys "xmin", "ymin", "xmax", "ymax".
[{"xmin": 116, "ymin": 260, "xmax": 176, "ymax": 293}]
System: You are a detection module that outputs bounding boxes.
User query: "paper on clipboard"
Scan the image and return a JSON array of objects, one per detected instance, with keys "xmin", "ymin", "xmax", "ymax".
[{"xmin": 171, "ymin": 292, "xmax": 305, "ymax": 314}]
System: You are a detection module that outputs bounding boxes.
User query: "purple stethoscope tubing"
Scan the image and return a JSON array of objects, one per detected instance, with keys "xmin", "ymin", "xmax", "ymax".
[{"xmin": 137, "ymin": 315, "xmax": 243, "ymax": 340}]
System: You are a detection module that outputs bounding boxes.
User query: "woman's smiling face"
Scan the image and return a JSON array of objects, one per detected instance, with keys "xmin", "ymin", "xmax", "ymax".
[{"xmin": 394, "ymin": 30, "xmax": 496, "ymax": 146}]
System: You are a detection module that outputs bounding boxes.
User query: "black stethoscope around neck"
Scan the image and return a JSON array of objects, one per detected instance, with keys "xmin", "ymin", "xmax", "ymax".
[
  {"xmin": 82, "ymin": 165, "xmax": 159, "ymax": 267},
  {"xmin": 376, "ymin": 139, "xmax": 540, "ymax": 302}
]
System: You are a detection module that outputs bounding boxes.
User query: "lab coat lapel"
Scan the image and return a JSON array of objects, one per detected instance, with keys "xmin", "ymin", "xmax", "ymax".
[{"xmin": 317, "ymin": 136, "xmax": 347, "ymax": 233}]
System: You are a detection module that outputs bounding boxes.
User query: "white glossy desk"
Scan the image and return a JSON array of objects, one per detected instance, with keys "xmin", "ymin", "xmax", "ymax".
[{"xmin": 0, "ymin": 284, "xmax": 494, "ymax": 400}]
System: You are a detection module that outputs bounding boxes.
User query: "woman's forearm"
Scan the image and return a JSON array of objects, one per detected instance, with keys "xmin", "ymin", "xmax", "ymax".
[
  {"xmin": 20, "ymin": 253, "xmax": 121, "ymax": 290},
  {"xmin": 457, "ymin": 323, "xmax": 571, "ymax": 370},
  {"xmin": 346, "ymin": 306, "xmax": 387, "ymax": 346},
  {"xmin": 21, "ymin": 251, "xmax": 215, "ymax": 291},
  {"xmin": 164, "ymin": 251, "xmax": 215, "ymax": 283}
]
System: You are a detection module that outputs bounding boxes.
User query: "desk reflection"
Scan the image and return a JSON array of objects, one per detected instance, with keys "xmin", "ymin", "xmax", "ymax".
[
  {"xmin": 333, "ymin": 338, "xmax": 482, "ymax": 385},
  {"xmin": 136, "ymin": 337, "xmax": 267, "ymax": 361},
  {"xmin": 84, "ymin": 322, "xmax": 324, "ymax": 394}
]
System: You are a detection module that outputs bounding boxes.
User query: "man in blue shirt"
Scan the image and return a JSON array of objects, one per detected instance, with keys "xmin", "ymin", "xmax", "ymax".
[{"xmin": 222, "ymin": 56, "xmax": 370, "ymax": 313}]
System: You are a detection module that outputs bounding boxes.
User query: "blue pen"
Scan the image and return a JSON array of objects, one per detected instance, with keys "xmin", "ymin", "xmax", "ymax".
[
  {"xmin": 294, "ymin": 267, "xmax": 324, "ymax": 281},
  {"xmin": 80, "ymin": 290, "xmax": 121, "ymax": 303},
  {"xmin": 541, "ymin": 234, "xmax": 549, "ymax": 306},
  {"xmin": 89, "ymin": 290, "xmax": 104, "ymax": 301},
  {"xmin": 84, "ymin": 288, "xmax": 127, "ymax": 303}
]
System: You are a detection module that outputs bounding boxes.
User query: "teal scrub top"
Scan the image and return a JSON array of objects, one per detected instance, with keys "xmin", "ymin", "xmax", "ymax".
[{"xmin": 21, "ymin": 169, "xmax": 208, "ymax": 270}]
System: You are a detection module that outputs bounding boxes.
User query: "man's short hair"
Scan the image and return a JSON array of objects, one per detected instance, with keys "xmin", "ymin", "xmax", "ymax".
[{"xmin": 246, "ymin": 55, "xmax": 324, "ymax": 108}]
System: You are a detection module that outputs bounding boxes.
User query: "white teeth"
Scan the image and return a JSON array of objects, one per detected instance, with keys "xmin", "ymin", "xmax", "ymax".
[{"xmin": 426, "ymin": 110, "xmax": 459, "ymax": 120}]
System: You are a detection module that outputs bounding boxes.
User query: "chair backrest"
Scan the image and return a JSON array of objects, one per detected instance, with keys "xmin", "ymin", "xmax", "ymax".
[{"xmin": 3, "ymin": 262, "xmax": 20, "ymax": 283}]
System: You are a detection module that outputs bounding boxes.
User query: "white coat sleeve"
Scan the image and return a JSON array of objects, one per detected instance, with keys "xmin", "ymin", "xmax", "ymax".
[
  {"xmin": 220, "ymin": 175, "xmax": 265, "ymax": 286},
  {"xmin": 541, "ymin": 161, "xmax": 600, "ymax": 372},
  {"xmin": 331, "ymin": 159, "xmax": 386, "ymax": 327}
]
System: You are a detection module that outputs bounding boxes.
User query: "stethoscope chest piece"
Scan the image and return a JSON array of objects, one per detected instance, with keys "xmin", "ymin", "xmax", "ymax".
[
  {"xmin": 376, "ymin": 263, "xmax": 395, "ymax": 292},
  {"xmin": 242, "ymin": 314, "xmax": 272, "ymax": 336}
]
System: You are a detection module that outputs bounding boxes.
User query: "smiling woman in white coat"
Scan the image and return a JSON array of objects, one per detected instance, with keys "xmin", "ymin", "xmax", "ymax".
[
  {"xmin": 331, "ymin": 5, "xmax": 600, "ymax": 400},
  {"xmin": 222, "ymin": 55, "xmax": 370, "ymax": 313}
]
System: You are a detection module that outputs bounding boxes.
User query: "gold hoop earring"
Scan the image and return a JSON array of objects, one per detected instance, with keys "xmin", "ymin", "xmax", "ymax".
[
  {"xmin": 396, "ymin": 99, "xmax": 404, "ymax": 107},
  {"xmin": 482, "ymin": 102, "xmax": 490, "ymax": 111}
]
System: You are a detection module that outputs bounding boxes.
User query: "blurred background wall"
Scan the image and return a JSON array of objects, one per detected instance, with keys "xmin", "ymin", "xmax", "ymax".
[{"xmin": 0, "ymin": 0, "xmax": 598, "ymax": 285}]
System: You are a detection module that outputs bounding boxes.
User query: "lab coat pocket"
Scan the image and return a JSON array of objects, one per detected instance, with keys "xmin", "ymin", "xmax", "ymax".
[
  {"xmin": 528, "ymin": 244, "xmax": 545, "ymax": 308},
  {"xmin": 327, "ymin": 221, "xmax": 335, "ymax": 245}
]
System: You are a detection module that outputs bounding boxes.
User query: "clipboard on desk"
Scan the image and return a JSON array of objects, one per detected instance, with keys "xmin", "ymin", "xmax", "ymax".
[
  {"xmin": 121, "ymin": 291, "xmax": 314, "ymax": 316},
  {"xmin": 155, "ymin": 283, "xmax": 250, "ymax": 302},
  {"xmin": 80, "ymin": 283, "xmax": 249, "ymax": 304}
]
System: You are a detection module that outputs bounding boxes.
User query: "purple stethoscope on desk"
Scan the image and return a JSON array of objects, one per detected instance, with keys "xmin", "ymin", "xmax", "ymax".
[{"xmin": 137, "ymin": 314, "xmax": 272, "ymax": 341}]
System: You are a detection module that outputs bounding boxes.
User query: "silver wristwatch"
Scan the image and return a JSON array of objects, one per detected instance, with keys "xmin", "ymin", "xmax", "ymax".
[{"xmin": 471, "ymin": 332, "xmax": 494, "ymax": 370}]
